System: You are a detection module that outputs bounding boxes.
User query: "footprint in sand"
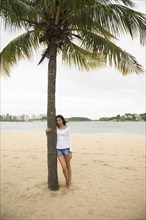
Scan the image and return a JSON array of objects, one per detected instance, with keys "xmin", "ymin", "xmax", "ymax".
[
  {"xmin": 103, "ymin": 163, "xmax": 110, "ymax": 167},
  {"xmin": 98, "ymin": 160, "xmax": 104, "ymax": 163},
  {"xmin": 81, "ymin": 163, "xmax": 87, "ymax": 166},
  {"xmin": 24, "ymin": 177, "xmax": 36, "ymax": 182},
  {"xmin": 97, "ymin": 160, "xmax": 111, "ymax": 167},
  {"xmin": 3, "ymin": 155, "xmax": 8, "ymax": 158},
  {"xmin": 13, "ymin": 157, "xmax": 20, "ymax": 159},
  {"xmin": 120, "ymin": 166, "xmax": 136, "ymax": 170}
]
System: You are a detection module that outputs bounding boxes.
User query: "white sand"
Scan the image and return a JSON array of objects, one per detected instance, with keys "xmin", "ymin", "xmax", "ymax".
[{"xmin": 1, "ymin": 132, "xmax": 146, "ymax": 220}]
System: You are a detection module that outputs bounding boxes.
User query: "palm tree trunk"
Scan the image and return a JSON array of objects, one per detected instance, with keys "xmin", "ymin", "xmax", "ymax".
[{"xmin": 47, "ymin": 44, "xmax": 59, "ymax": 191}]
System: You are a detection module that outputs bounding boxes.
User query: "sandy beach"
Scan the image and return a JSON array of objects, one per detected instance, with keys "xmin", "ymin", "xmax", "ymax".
[{"xmin": 1, "ymin": 132, "xmax": 145, "ymax": 220}]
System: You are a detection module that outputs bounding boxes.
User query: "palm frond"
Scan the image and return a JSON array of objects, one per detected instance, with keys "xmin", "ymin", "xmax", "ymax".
[
  {"xmin": 70, "ymin": 25, "xmax": 117, "ymax": 41},
  {"xmin": 0, "ymin": 31, "xmax": 40, "ymax": 76},
  {"xmin": 0, "ymin": 0, "xmax": 37, "ymax": 29},
  {"xmin": 1, "ymin": 0, "xmax": 146, "ymax": 76},
  {"xmin": 38, "ymin": 47, "xmax": 50, "ymax": 65},
  {"xmin": 107, "ymin": 4, "xmax": 146, "ymax": 45},
  {"xmin": 68, "ymin": 2, "xmax": 146, "ymax": 45},
  {"xmin": 60, "ymin": 40, "xmax": 105, "ymax": 71},
  {"xmin": 99, "ymin": 0, "xmax": 135, "ymax": 7},
  {"xmin": 80, "ymin": 31, "xmax": 143, "ymax": 75}
]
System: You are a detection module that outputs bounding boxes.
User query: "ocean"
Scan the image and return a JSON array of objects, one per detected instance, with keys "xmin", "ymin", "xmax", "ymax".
[{"xmin": 1, "ymin": 121, "xmax": 145, "ymax": 135}]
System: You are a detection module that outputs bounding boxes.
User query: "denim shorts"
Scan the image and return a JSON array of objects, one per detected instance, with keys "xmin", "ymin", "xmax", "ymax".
[{"xmin": 57, "ymin": 148, "xmax": 70, "ymax": 157}]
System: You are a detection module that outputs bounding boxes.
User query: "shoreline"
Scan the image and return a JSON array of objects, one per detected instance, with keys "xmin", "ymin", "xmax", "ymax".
[
  {"xmin": 1, "ymin": 121, "xmax": 145, "ymax": 136},
  {"xmin": 1, "ymin": 131, "xmax": 145, "ymax": 136},
  {"xmin": 1, "ymin": 132, "xmax": 145, "ymax": 220}
]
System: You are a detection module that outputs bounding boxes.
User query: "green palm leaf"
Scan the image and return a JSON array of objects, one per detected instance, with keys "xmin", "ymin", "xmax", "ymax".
[
  {"xmin": 60, "ymin": 40, "xmax": 105, "ymax": 71},
  {"xmin": 99, "ymin": 0, "xmax": 135, "ymax": 7},
  {"xmin": 0, "ymin": 31, "xmax": 40, "ymax": 76},
  {"xmin": 0, "ymin": 0, "xmax": 36, "ymax": 29},
  {"xmin": 79, "ymin": 31, "xmax": 143, "ymax": 75},
  {"xmin": 69, "ymin": 2, "xmax": 146, "ymax": 45},
  {"xmin": 0, "ymin": 0, "xmax": 146, "ymax": 76}
]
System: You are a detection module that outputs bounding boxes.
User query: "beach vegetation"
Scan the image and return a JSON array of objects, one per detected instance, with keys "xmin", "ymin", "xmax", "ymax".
[
  {"xmin": 140, "ymin": 113, "xmax": 146, "ymax": 121},
  {"xmin": 0, "ymin": 0, "xmax": 146, "ymax": 190}
]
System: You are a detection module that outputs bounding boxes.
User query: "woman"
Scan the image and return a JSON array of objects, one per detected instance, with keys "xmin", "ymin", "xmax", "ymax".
[{"xmin": 46, "ymin": 115, "xmax": 72, "ymax": 189}]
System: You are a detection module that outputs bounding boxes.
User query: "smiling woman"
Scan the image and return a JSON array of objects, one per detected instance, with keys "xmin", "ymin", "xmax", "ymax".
[{"xmin": 46, "ymin": 115, "xmax": 73, "ymax": 189}]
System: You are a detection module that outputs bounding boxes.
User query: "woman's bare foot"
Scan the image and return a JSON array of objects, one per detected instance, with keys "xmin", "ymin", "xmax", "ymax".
[{"xmin": 66, "ymin": 181, "xmax": 72, "ymax": 189}]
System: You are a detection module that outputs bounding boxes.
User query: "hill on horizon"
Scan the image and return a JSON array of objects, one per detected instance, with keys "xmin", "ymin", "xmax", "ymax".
[{"xmin": 66, "ymin": 117, "xmax": 92, "ymax": 122}]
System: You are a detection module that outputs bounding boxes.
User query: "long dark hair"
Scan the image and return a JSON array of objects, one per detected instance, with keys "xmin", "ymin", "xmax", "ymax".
[{"xmin": 56, "ymin": 115, "xmax": 67, "ymax": 127}]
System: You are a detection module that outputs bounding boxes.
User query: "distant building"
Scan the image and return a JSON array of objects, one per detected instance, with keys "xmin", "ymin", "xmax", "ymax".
[
  {"xmin": 12, "ymin": 116, "xmax": 17, "ymax": 121},
  {"xmin": 17, "ymin": 114, "xmax": 25, "ymax": 121},
  {"xmin": 0, "ymin": 115, "xmax": 3, "ymax": 121},
  {"xmin": 6, "ymin": 113, "xmax": 10, "ymax": 121},
  {"xmin": 25, "ymin": 115, "xmax": 30, "ymax": 121}
]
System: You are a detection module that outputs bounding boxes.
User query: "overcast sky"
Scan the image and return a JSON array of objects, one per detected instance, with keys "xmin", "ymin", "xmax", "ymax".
[{"xmin": 0, "ymin": 0, "xmax": 145, "ymax": 120}]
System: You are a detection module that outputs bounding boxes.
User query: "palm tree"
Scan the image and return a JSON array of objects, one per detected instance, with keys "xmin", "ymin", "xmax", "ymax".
[{"xmin": 0, "ymin": 0, "xmax": 146, "ymax": 191}]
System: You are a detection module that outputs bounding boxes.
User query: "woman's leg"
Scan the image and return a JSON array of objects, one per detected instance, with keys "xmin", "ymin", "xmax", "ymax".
[
  {"xmin": 58, "ymin": 156, "xmax": 69, "ymax": 186},
  {"xmin": 65, "ymin": 156, "xmax": 72, "ymax": 188}
]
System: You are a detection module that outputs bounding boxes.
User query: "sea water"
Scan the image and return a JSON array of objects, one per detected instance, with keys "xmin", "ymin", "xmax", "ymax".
[{"xmin": 1, "ymin": 121, "xmax": 145, "ymax": 135}]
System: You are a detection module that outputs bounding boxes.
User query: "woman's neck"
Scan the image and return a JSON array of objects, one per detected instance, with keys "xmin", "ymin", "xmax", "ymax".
[{"xmin": 58, "ymin": 124, "xmax": 66, "ymax": 129}]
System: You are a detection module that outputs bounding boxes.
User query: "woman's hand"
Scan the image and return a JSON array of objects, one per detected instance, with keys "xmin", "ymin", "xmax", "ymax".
[{"xmin": 45, "ymin": 128, "xmax": 52, "ymax": 135}]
